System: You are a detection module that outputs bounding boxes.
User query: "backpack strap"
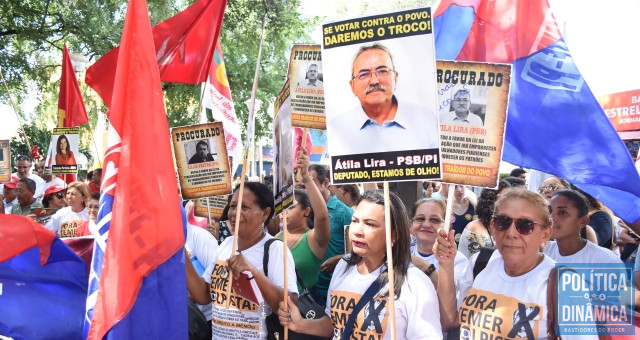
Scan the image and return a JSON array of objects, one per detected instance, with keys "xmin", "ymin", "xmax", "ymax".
[
  {"xmin": 341, "ymin": 276, "xmax": 383, "ymax": 340},
  {"xmin": 473, "ymin": 247, "xmax": 495, "ymax": 279},
  {"xmin": 262, "ymin": 238, "xmax": 307, "ymax": 291}
]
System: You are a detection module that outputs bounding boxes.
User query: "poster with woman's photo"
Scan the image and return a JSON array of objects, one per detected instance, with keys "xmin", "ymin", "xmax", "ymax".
[
  {"xmin": 322, "ymin": 8, "xmax": 442, "ymax": 184},
  {"xmin": 0, "ymin": 140, "xmax": 10, "ymax": 182},
  {"xmin": 171, "ymin": 122, "xmax": 232, "ymax": 199},
  {"xmin": 273, "ymin": 80, "xmax": 295, "ymax": 215},
  {"xmin": 45, "ymin": 127, "xmax": 80, "ymax": 174},
  {"xmin": 436, "ymin": 61, "xmax": 512, "ymax": 188},
  {"xmin": 288, "ymin": 44, "xmax": 326, "ymax": 129}
]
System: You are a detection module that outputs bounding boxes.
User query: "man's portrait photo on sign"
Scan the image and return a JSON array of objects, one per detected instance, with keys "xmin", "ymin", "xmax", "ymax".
[
  {"xmin": 324, "ymin": 40, "xmax": 440, "ymax": 156},
  {"xmin": 439, "ymin": 88, "xmax": 485, "ymax": 126},
  {"xmin": 187, "ymin": 139, "xmax": 217, "ymax": 164},
  {"xmin": 298, "ymin": 62, "xmax": 324, "ymax": 88}
]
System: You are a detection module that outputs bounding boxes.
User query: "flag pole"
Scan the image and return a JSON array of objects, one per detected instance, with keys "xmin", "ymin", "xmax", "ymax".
[
  {"xmin": 443, "ymin": 184, "xmax": 455, "ymax": 233},
  {"xmin": 0, "ymin": 67, "xmax": 32, "ymax": 153},
  {"xmin": 225, "ymin": 13, "xmax": 268, "ymax": 307},
  {"xmin": 383, "ymin": 182, "xmax": 396, "ymax": 340},
  {"xmin": 194, "ymin": 36, "xmax": 219, "ymax": 124},
  {"xmin": 282, "ymin": 209, "xmax": 289, "ymax": 340}
]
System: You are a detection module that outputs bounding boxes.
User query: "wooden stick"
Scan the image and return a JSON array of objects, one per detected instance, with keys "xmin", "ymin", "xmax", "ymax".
[
  {"xmin": 295, "ymin": 128, "xmax": 308, "ymax": 183},
  {"xmin": 282, "ymin": 209, "xmax": 289, "ymax": 340},
  {"xmin": 224, "ymin": 159, "xmax": 249, "ymax": 308},
  {"xmin": 0, "ymin": 67, "xmax": 32, "ymax": 153},
  {"xmin": 443, "ymin": 184, "xmax": 455, "ymax": 232},
  {"xmin": 206, "ymin": 197, "xmax": 212, "ymax": 225},
  {"xmin": 383, "ymin": 182, "xmax": 396, "ymax": 340}
]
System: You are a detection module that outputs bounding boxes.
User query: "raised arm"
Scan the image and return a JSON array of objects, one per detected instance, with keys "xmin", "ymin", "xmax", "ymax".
[{"xmin": 298, "ymin": 147, "xmax": 330, "ymax": 259}]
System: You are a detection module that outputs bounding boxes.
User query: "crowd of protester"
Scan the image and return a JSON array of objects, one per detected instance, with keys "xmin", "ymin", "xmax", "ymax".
[{"xmin": 3, "ymin": 156, "xmax": 640, "ymax": 339}]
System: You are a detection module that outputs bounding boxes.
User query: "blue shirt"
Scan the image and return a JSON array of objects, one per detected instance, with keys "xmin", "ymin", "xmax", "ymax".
[{"xmin": 328, "ymin": 96, "xmax": 439, "ymax": 155}]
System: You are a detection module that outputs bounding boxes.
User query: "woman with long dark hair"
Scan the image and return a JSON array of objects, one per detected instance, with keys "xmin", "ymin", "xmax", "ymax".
[
  {"xmin": 54, "ymin": 134, "xmax": 76, "ymax": 165},
  {"xmin": 278, "ymin": 190, "xmax": 442, "ymax": 339}
]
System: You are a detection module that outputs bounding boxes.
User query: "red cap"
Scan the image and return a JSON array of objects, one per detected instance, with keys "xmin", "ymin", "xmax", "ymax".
[
  {"xmin": 3, "ymin": 175, "xmax": 19, "ymax": 189},
  {"xmin": 45, "ymin": 185, "xmax": 66, "ymax": 197}
]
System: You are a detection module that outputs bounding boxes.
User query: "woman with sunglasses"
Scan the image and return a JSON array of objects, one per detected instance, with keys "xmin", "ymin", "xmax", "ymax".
[
  {"xmin": 45, "ymin": 181, "xmax": 89, "ymax": 237},
  {"xmin": 544, "ymin": 189, "xmax": 621, "ymax": 264},
  {"xmin": 538, "ymin": 176, "xmax": 571, "ymax": 201},
  {"xmin": 435, "ymin": 189, "xmax": 556, "ymax": 339},
  {"xmin": 42, "ymin": 185, "xmax": 67, "ymax": 210},
  {"xmin": 277, "ymin": 190, "xmax": 442, "ymax": 339}
]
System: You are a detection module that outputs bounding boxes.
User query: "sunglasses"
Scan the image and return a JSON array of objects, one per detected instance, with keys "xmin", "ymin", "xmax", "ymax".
[
  {"xmin": 538, "ymin": 183, "xmax": 560, "ymax": 193},
  {"xmin": 492, "ymin": 215, "xmax": 546, "ymax": 235}
]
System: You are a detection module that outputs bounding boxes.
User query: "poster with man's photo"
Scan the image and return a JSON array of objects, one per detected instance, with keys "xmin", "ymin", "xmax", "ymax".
[
  {"xmin": 45, "ymin": 127, "xmax": 80, "ymax": 174},
  {"xmin": 322, "ymin": 8, "xmax": 442, "ymax": 184},
  {"xmin": 288, "ymin": 44, "xmax": 326, "ymax": 129},
  {"xmin": 273, "ymin": 80, "xmax": 295, "ymax": 215},
  {"xmin": 172, "ymin": 122, "xmax": 232, "ymax": 199},
  {"xmin": 194, "ymin": 195, "xmax": 229, "ymax": 221},
  {"xmin": 0, "ymin": 140, "xmax": 10, "ymax": 182},
  {"xmin": 436, "ymin": 61, "xmax": 512, "ymax": 188}
]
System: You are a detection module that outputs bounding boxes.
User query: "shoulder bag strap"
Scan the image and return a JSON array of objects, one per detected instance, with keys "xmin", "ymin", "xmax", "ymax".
[
  {"xmin": 473, "ymin": 247, "xmax": 495, "ymax": 279},
  {"xmin": 341, "ymin": 276, "xmax": 383, "ymax": 340},
  {"xmin": 263, "ymin": 238, "xmax": 307, "ymax": 290}
]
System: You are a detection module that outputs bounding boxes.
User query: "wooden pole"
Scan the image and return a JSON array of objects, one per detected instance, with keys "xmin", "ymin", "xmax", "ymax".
[
  {"xmin": 282, "ymin": 209, "xmax": 289, "ymax": 340},
  {"xmin": 443, "ymin": 184, "xmax": 455, "ymax": 232},
  {"xmin": 206, "ymin": 197, "xmax": 212, "ymax": 225},
  {"xmin": 383, "ymin": 182, "xmax": 396, "ymax": 340},
  {"xmin": 224, "ymin": 14, "xmax": 268, "ymax": 308}
]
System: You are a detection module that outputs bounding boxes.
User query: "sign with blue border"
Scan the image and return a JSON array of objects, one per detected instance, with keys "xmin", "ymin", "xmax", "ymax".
[{"xmin": 556, "ymin": 263, "xmax": 635, "ymax": 336}]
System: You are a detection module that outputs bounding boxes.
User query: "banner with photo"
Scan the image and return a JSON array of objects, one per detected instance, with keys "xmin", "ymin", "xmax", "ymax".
[
  {"xmin": 436, "ymin": 61, "xmax": 512, "ymax": 188},
  {"xmin": 288, "ymin": 44, "xmax": 326, "ymax": 129},
  {"xmin": 0, "ymin": 140, "xmax": 10, "ymax": 182},
  {"xmin": 322, "ymin": 8, "xmax": 442, "ymax": 184},
  {"xmin": 172, "ymin": 122, "xmax": 232, "ymax": 199},
  {"xmin": 194, "ymin": 195, "xmax": 229, "ymax": 220},
  {"xmin": 45, "ymin": 127, "xmax": 80, "ymax": 174},
  {"xmin": 273, "ymin": 80, "xmax": 295, "ymax": 215}
]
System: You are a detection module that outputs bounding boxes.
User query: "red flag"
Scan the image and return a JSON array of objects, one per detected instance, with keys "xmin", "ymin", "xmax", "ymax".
[
  {"xmin": 85, "ymin": 0, "xmax": 227, "ymax": 107},
  {"xmin": 58, "ymin": 42, "xmax": 89, "ymax": 127},
  {"xmin": 86, "ymin": 0, "xmax": 184, "ymax": 337}
]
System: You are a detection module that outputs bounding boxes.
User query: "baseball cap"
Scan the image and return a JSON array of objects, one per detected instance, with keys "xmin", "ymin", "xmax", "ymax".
[
  {"xmin": 45, "ymin": 185, "xmax": 66, "ymax": 197},
  {"xmin": 2, "ymin": 175, "xmax": 20, "ymax": 189}
]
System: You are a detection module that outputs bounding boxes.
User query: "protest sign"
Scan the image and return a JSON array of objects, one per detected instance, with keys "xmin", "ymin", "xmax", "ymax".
[
  {"xmin": 172, "ymin": 122, "xmax": 232, "ymax": 199},
  {"xmin": 273, "ymin": 80, "xmax": 295, "ymax": 215},
  {"xmin": 288, "ymin": 44, "xmax": 326, "ymax": 129},
  {"xmin": 598, "ymin": 89, "xmax": 640, "ymax": 132},
  {"xmin": 45, "ymin": 127, "xmax": 80, "ymax": 174},
  {"xmin": 436, "ymin": 61, "xmax": 511, "ymax": 188},
  {"xmin": 194, "ymin": 195, "xmax": 229, "ymax": 220},
  {"xmin": 322, "ymin": 8, "xmax": 442, "ymax": 184},
  {"xmin": 0, "ymin": 140, "xmax": 10, "ymax": 182}
]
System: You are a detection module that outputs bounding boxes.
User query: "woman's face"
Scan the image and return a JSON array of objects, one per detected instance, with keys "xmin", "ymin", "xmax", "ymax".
[
  {"xmin": 411, "ymin": 201, "xmax": 445, "ymax": 249},
  {"xmin": 285, "ymin": 196, "xmax": 307, "ymax": 228},
  {"xmin": 454, "ymin": 185, "xmax": 465, "ymax": 200},
  {"xmin": 549, "ymin": 195, "xmax": 587, "ymax": 241},
  {"xmin": 539, "ymin": 177, "xmax": 565, "ymax": 200},
  {"xmin": 60, "ymin": 138, "xmax": 68, "ymax": 152},
  {"xmin": 492, "ymin": 198, "xmax": 551, "ymax": 268},
  {"xmin": 87, "ymin": 198, "xmax": 99, "ymax": 222},
  {"xmin": 349, "ymin": 200, "xmax": 386, "ymax": 262},
  {"xmin": 227, "ymin": 188, "xmax": 270, "ymax": 239},
  {"xmin": 48, "ymin": 191, "xmax": 67, "ymax": 209},
  {"xmin": 66, "ymin": 187, "xmax": 85, "ymax": 209}
]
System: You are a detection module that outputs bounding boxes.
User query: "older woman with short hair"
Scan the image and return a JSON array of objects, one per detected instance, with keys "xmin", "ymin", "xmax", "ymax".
[{"xmin": 45, "ymin": 181, "xmax": 89, "ymax": 237}]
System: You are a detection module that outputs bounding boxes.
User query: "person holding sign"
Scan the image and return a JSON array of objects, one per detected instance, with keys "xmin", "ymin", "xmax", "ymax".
[
  {"xmin": 329, "ymin": 44, "xmax": 439, "ymax": 155},
  {"xmin": 435, "ymin": 189, "xmax": 556, "ymax": 339},
  {"xmin": 186, "ymin": 182, "xmax": 298, "ymax": 340},
  {"xmin": 438, "ymin": 89, "xmax": 484, "ymax": 126},
  {"xmin": 277, "ymin": 190, "xmax": 442, "ymax": 339},
  {"xmin": 55, "ymin": 134, "xmax": 76, "ymax": 165}
]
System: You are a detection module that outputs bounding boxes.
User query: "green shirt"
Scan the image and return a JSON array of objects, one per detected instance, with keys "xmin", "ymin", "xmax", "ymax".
[
  {"xmin": 278, "ymin": 229, "xmax": 322, "ymax": 291},
  {"xmin": 11, "ymin": 199, "xmax": 44, "ymax": 216}
]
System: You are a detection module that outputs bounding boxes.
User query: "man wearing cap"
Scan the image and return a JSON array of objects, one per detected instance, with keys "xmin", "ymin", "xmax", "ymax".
[
  {"xmin": 43, "ymin": 185, "xmax": 67, "ymax": 210},
  {"xmin": 35, "ymin": 159, "xmax": 66, "ymax": 200},
  {"xmin": 1, "ymin": 177, "xmax": 19, "ymax": 214},
  {"xmin": 10, "ymin": 177, "xmax": 43, "ymax": 216}
]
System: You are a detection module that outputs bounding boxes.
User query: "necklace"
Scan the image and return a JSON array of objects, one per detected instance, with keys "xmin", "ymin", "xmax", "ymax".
[{"xmin": 287, "ymin": 230, "xmax": 306, "ymax": 249}]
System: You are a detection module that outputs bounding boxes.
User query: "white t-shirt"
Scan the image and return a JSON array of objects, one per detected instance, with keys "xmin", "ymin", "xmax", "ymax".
[
  {"xmin": 202, "ymin": 234, "xmax": 298, "ymax": 340},
  {"xmin": 186, "ymin": 224, "xmax": 219, "ymax": 321},
  {"xmin": 44, "ymin": 206, "xmax": 89, "ymax": 237},
  {"xmin": 410, "ymin": 243, "xmax": 468, "ymax": 286},
  {"xmin": 457, "ymin": 251, "xmax": 556, "ymax": 340},
  {"xmin": 326, "ymin": 259, "xmax": 442, "ymax": 340},
  {"xmin": 543, "ymin": 240, "xmax": 621, "ymax": 264}
]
